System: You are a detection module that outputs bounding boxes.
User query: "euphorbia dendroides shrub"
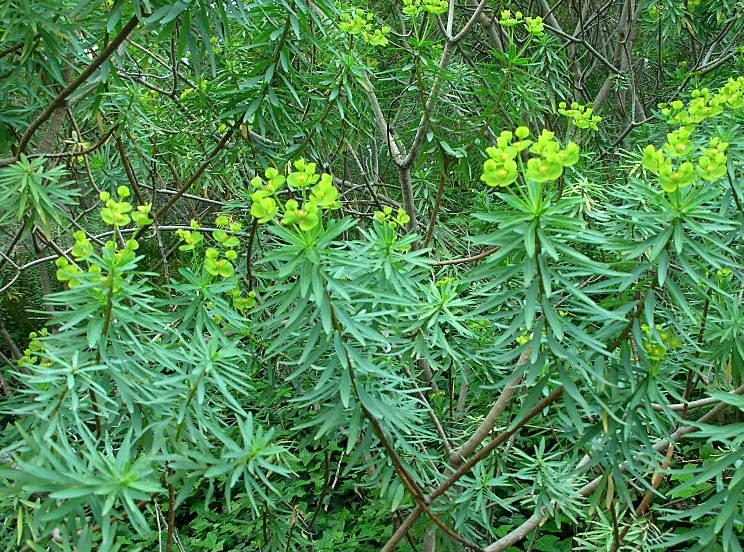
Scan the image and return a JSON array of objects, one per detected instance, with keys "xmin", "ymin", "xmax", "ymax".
[{"xmin": 0, "ymin": 1, "xmax": 742, "ymax": 551}]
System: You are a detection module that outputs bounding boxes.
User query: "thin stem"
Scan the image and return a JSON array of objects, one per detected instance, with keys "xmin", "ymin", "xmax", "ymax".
[{"xmin": 1, "ymin": 16, "xmax": 139, "ymax": 166}]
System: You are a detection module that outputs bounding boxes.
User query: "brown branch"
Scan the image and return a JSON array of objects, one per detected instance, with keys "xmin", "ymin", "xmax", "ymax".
[
  {"xmin": 483, "ymin": 508, "xmax": 546, "ymax": 552},
  {"xmin": 381, "ymin": 386, "xmax": 564, "ymax": 551},
  {"xmin": 422, "ymin": 163, "xmax": 448, "ymax": 249},
  {"xmin": 0, "ymin": 349, "xmax": 13, "ymax": 396},
  {"xmin": 652, "ymin": 393, "xmax": 726, "ymax": 412},
  {"xmin": 427, "ymin": 247, "xmax": 500, "ymax": 267},
  {"xmin": 27, "ymin": 124, "xmax": 118, "ymax": 160},
  {"xmin": 449, "ymin": 351, "xmax": 527, "ymax": 467},
  {"xmin": 0, "ymin": 41, "xmax": 25, "ymax": 59},
  {"xmin": 166, "ymin": 468, "xmax": 176, "ymax": 552},
  {"xmin": 0, "ymin": 16, "xmax": 139, "ymax": 166},
  {"xmin": 486, "ymin": 384, "xmax": 744, "ymax": 552},
  {"xmin": 66, "ymin": 109, "xmax": 102, "ymax": 201},
  {"xmin": 0, "ymin": 317, "xmax": 22, "ymax": 360},
  {"xmin": 0, "ymin": 215, "xmax": 32, "ymax": 272},
  {"xmin": 132, "ymin": 120, "xmax": 238, "ymax": 240},
  {"xmin": 403, "ymin": 364, "xmax": 452, "ymax": 455},
  {"xmin": 246, "ymin": 218, "xmax": 259, "ymax": 291},
  {"xmin": 467, "ymin": 0, "xmax": 504, "ymax": 51},
  {"xmin": 337, "ymin": 307, "xmax": 481, "ymax": 551}
]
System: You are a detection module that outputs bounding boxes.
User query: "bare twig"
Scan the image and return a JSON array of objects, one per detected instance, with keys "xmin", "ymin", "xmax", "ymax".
[{"xmin": 0, "ymin": 16, "xmax": 139, "ymax": 166}]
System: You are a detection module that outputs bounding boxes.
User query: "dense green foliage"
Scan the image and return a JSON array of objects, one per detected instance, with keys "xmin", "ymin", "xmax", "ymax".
[{"xmin": 0, "ymin": 1, "xmax": 743, "ymax": 551}]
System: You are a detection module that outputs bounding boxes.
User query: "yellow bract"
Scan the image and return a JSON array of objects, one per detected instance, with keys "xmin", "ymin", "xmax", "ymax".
[
  {"xmin": 339, "ymin": 8, "xmax": 391, "ymax": 46},
  {"xmin": 644, "ymin": 82, "xmax": 740, "ymax": 193},
  {"xmin": 480, "ymin": 127, "xmax": 581, "ymax": 188},
  {"xmin": 249, "ymin": 160, "xmax": 341, "ymax": 232},
  {"xmin": 374, "ymin": 206, "xmax": 410, "ymax": 230},
  {"xmin": 558, "ymin": 101, "xmax": 602, "ymax": 131}
]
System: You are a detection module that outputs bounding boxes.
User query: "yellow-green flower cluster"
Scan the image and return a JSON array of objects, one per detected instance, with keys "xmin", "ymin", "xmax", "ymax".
[
  {"xmin": 250, "ymin": 168, "xmax": 283, "ymax": 223},
  {"xmin": 641, "ymin": 324, "xmax": 682, "ymax": 361},
  {"xmin": 179, "ymin": 80, "xmax": 208, "ymax": 101},
  {"xmin": 203, "ymin": 215, "xmax": 242, "ymax": 279},
  {"xmin": 100, "ymin": 186, "xmax": 152, "ymax": 228},
  {"xmin": 209, "ymin": 36, "xmax": 224, "ymax": 55},
  {"xmin": 658, "ymin": 77, "xmax": 744, "ymax": 126},
  {"xmin": 373, "ymin": 205, "xmax": 410, "ymax": 229},
  {"xmin": 436, "ymin": 276, "xmax": 455, "ymax": 288},
  {"xmin": 19, "ymin": 328, "xmax": 50, "ymax": 368},
  {"xmin": 71, "ymin": 230, "xmax": 94, "ymax": 260},
  {"xmin": 481, "ymin": 127, "xmax": 580, "ymax": 188},
  {"xmin": 481, "ymin": 128, "xmax": 530, "ymax": 187},
  {"xmin": 339, "ymin": 8, "xmax": 390, "ymax": 46},
  {"xmin": 663, "ymin": 126, "xmax": 694, "ymax": 157},
  {"xmin": 643, "ymin": 142, "xmax": 693, "ymax": 193},
  {"xmin": 213, "ymin": 215, "xmax": 242, "ymax": 247},
  {"xmin": 498, "ymin": 10, "xmax": 544, "ymax": 35},
  {"xmin": 51, "ymin": 186, "xmax": 154, "ymax": 295},
  {"xmin": 55, "ymin": 257, "xmax": 83, "ymax": 287},
  {"xmin": 499, "ymin": 9, "xmax": 523, "ymax": 27},
  {"xmin": 641, "ymin": 80, "xmax": 742, "ymax": 194},
  {"xmin": 402, "ymin": 0, "xmax": 448, "ymax": 16},
  {"xmin": 717, "ymin": 76, "xmax": 744, "ymax": 109},
  {"xmin": 251, "ymin": 160, "xmax": 341, "ymax": 232},
  {"xmin": 56, "ymin": 237, "xmax": 140, "ymax": 290},
  {"xmin": 558, "ymin": 101, "xmax": 602, "ymax": 131},
  {"xmin": 229, "ymin": 288, "xmax": 256, "ymax": 313},
  {"xmin": 55, "ymin": 229, "xmax": 100, "ymax": 287},
  {"xmin": 101, "ymin": 238, "xmax": 140, "ymax": 280},
  {"xmin": 281, "ymin": 200, "xmax": 320, "ymax": 231},
  {"xmin": 697, "ymin": 138, "xmax": 728, "ymax": 182},
  {"xmin": 642, "ymin": 134, "xmax": 728, "ymax": 193},
  {"xmin": 524, "ymin": 16, "xmax": 544, "ymax": 35},
  {"xmin": 648, "ymin": 4, "xmax": 663, "ymax": 20},
  {"xmin": 204, "ymin": 247, "xmax": 235, "ymax": 278},
  {"xmin": 526, "ymin": 130, "xmax": 579, "ymax": 182},
  {"xmin": 176, "ymin": 220, "xmax": 204, "ymax": 252},
  {"xmin": 212, "ymin": 219, "xmax": 257, "ymax": 311},
  {"xmin": 100, "ymin": 187, "xmax": 132, "ymax": 226},
  {"xmin": 175, "ymin": 217, "xmax": 255, "ymax": 311}
]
